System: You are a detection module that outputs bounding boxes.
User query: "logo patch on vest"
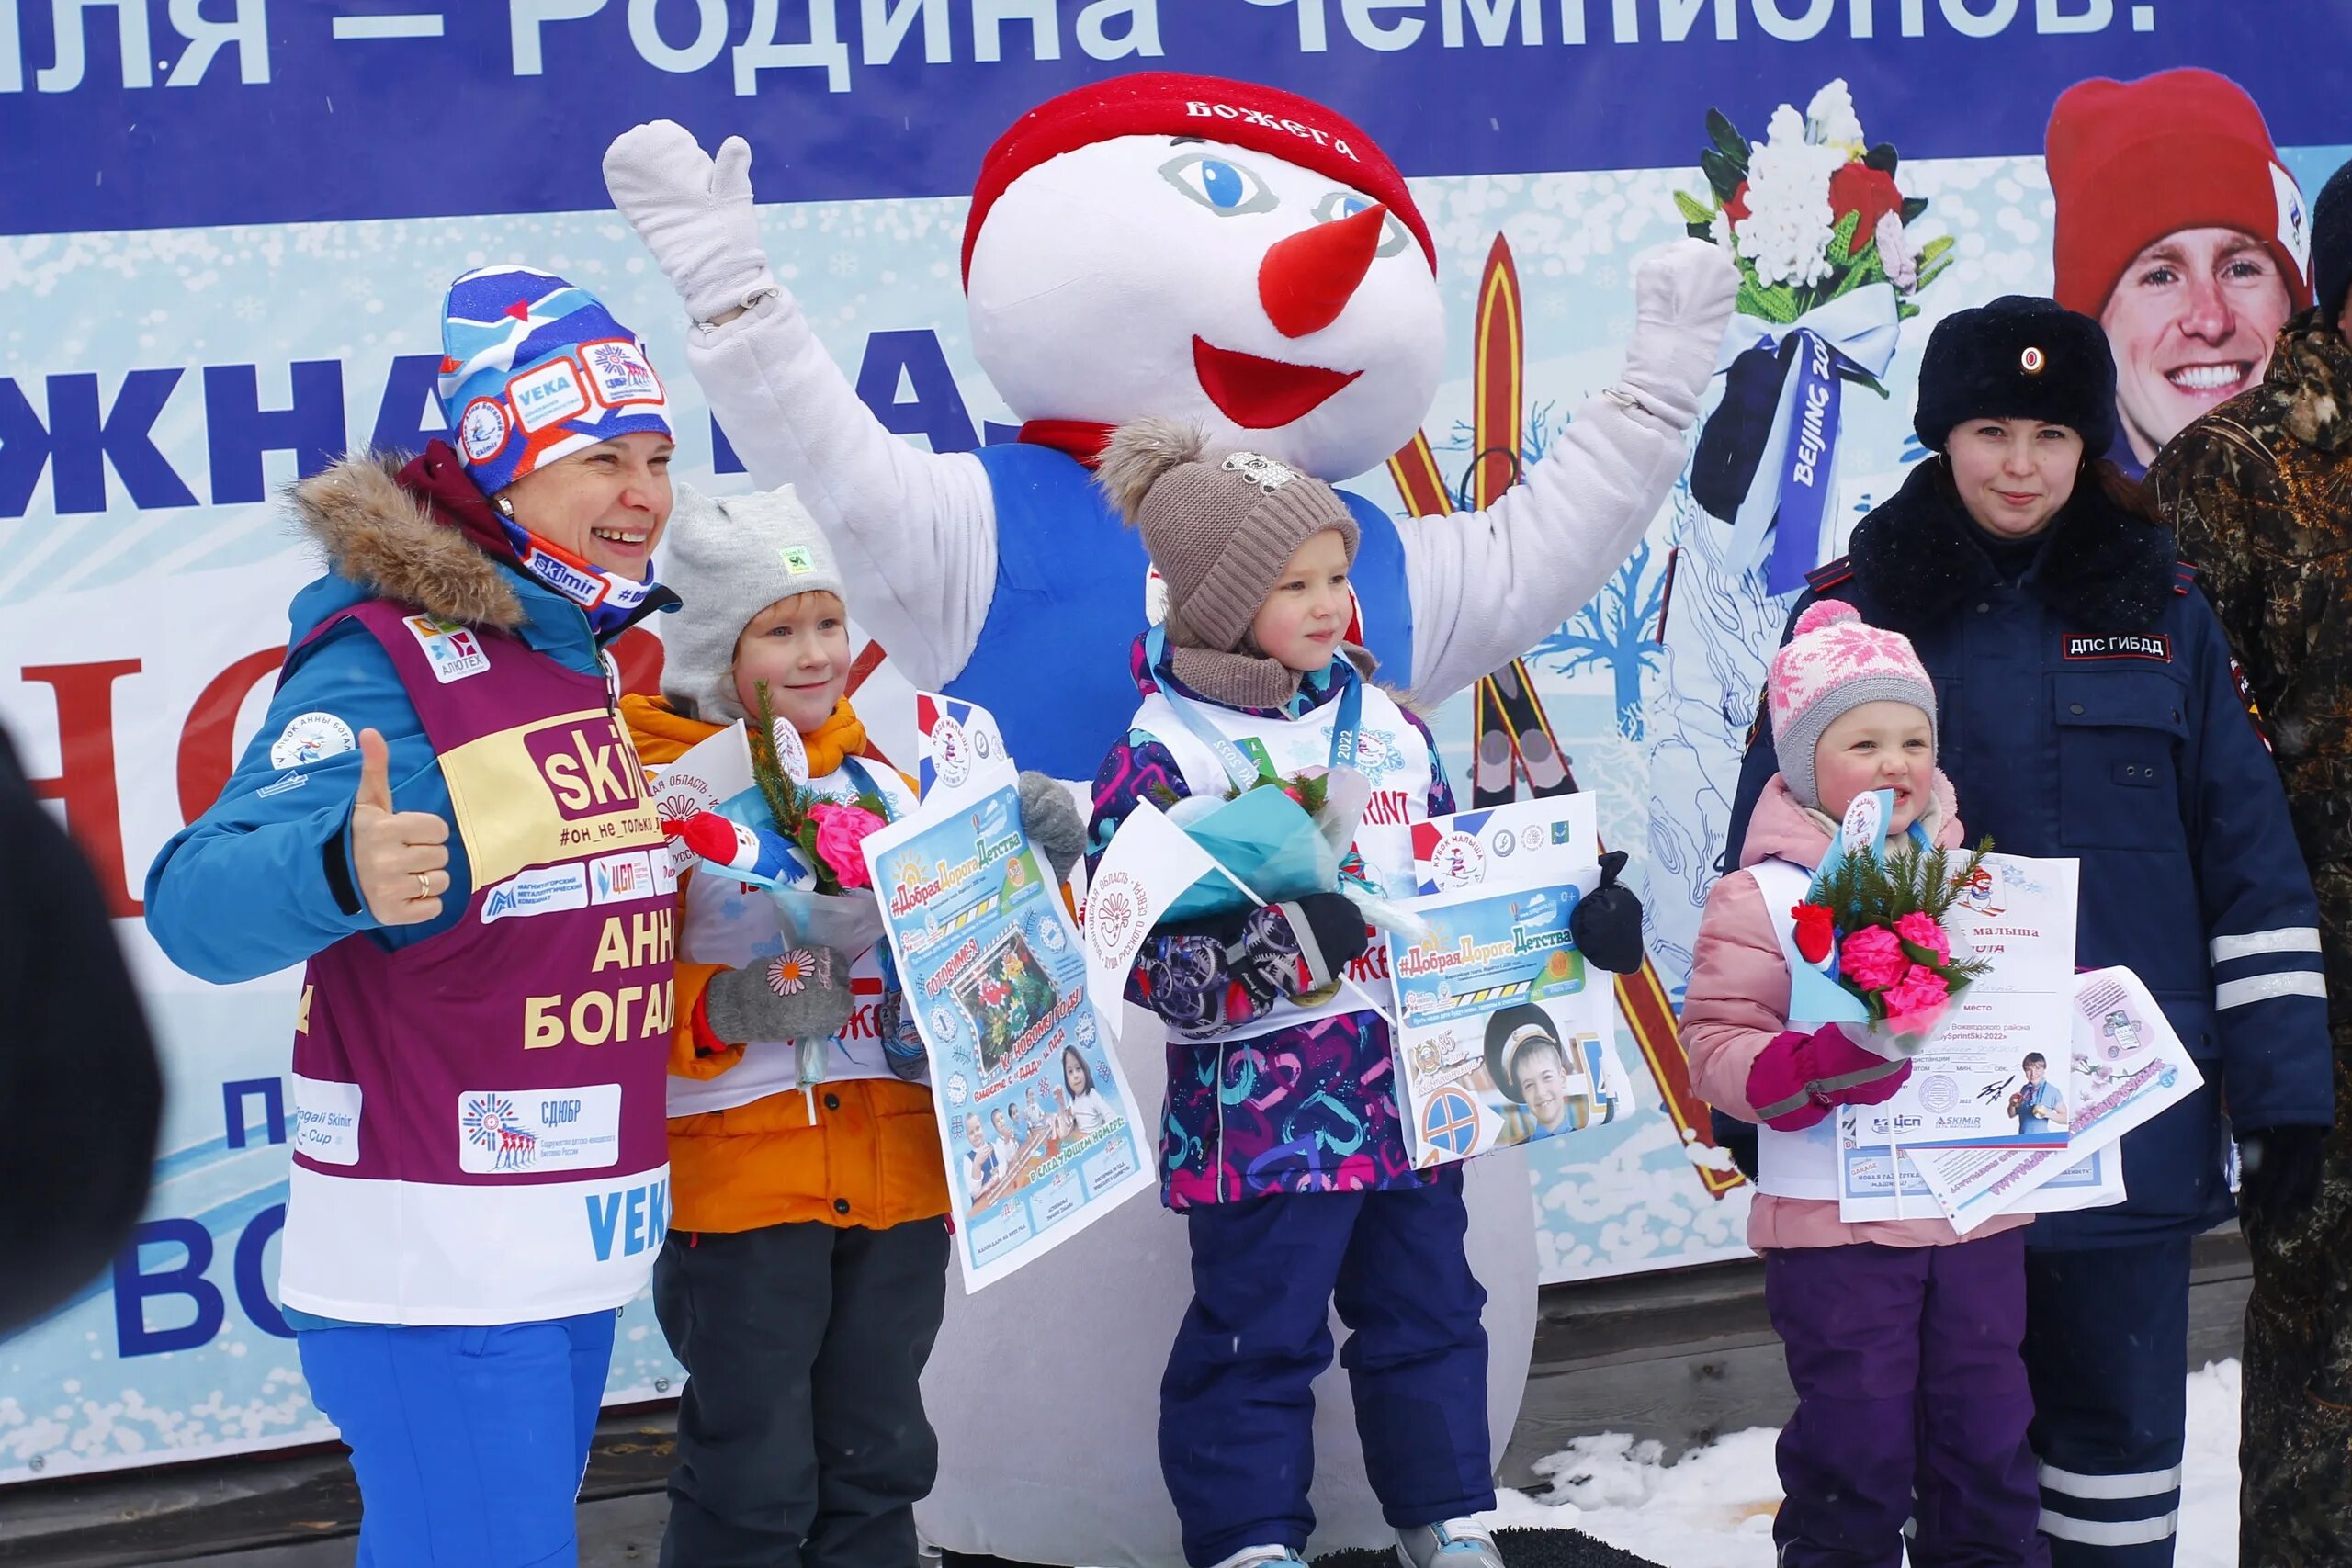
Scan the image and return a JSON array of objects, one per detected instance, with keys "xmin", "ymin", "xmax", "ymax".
[
  {"xmin": 2063, "ymin": 635, "xmax": 2172, "ymax": 662},
  {"xmin": 527, "ymin": 719, "xmax": 650, "ymax": 819},
  {"xmin": 589, "ymin": 849, "xmax": 675, "ymax": 906},
  {"xmin": 481, "ymin": 863, "xmax": 590, "ymax": 923},
  {"xmin": 458, "ymin": 1084, "xmax": 622, "ymax": 1174},
  {"xmin": 291, "ymin": 1075, "xmax": 362, "ymax": 1167},
  {"xmin": 405, "ymin": 615, "xmax": 491, "ymax": 682}
]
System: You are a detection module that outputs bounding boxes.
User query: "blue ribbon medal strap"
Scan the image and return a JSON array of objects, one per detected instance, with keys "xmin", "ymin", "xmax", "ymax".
[{"xmin": 1144, "ymin": 626, "xmax": 1363, "ymax": 792}]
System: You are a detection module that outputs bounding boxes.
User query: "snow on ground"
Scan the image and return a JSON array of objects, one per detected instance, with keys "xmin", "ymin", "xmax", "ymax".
[{"xmin": 1475, "ymin": 1362, "xmax": 2245, "ymax": 1567}]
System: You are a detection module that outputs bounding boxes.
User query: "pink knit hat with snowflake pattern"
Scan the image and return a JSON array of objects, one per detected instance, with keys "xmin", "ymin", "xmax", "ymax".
[{"xmin": 1769, "ymin": 601, "xmax": 1939, "ymax": 809}]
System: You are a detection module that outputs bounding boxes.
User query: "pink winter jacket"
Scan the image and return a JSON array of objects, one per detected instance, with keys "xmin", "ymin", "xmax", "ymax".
[{"xmin": 1685, "ymin": 773, "xmax": 2030, "ymax": 1252}]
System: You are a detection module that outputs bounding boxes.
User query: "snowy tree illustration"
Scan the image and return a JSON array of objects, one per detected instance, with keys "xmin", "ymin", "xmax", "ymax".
[
  {"xmin": 1530, "ymin": 537, "xmax": 1668, "ymax": 741},
  {"xmin": 1440, "ymin": 400, "xmax": 1564, "ymax": 491}
]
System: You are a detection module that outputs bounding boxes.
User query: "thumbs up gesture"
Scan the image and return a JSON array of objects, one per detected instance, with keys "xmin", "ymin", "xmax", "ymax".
[{"xmin": 350, "ymin": 728, "xmax": 453, "ymax": 926}]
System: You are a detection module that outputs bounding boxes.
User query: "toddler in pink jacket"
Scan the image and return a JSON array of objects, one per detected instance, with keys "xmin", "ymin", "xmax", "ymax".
[{"xmin": 1685, "ymin": 600, "xmax": 2045, "ymax": 1568}]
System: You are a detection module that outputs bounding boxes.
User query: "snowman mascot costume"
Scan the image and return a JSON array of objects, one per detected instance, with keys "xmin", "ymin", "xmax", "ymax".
[{"xmin": 605, "ymin": 73, "xmax": 1736, "ymax": 1567}]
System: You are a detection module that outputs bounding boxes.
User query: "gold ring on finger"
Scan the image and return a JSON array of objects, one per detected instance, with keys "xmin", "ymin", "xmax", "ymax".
[{"xmin": 415, "ymin": 872, "xmax": 433, "ymax": 899}]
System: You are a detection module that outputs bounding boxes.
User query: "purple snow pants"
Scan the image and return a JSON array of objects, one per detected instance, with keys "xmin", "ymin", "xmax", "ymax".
[{"xmin": 1765, "ymin": 1230, "xmax": 2047, "ymax": 1568}]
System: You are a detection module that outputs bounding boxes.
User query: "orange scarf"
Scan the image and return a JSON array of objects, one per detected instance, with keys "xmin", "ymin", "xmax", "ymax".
[{"xmin": 800, "ymin": 698, "xmax": 868, "ymax": 779}]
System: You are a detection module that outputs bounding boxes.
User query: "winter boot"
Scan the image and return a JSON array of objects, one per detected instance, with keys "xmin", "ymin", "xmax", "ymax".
[
  {"xmin": 1395, "ymin": 1517, "xmax": 1506, "ymax": 1567},
  {"xmin": 1206, "ymin": 1549, "xmax": 1309, "ymax": 1568}
]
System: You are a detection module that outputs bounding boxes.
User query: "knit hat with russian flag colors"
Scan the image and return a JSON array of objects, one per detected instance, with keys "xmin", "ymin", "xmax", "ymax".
[
  {"xmin": 435, "ymin": 265, "xmax": 676, "ymax": 496},
  {"xmin": 1768, "ymin": 600, "xmax": 1939, "ymax": 809}
]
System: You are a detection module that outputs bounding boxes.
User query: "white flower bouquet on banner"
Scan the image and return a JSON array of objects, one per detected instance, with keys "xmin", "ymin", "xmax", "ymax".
[{"xmin": 1680, "ymin": 79, "xmax": 1954, "ymax": 593}]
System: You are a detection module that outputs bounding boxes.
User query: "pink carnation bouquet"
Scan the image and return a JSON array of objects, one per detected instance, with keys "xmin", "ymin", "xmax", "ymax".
[
  {"xmin": 656, "ymin": 682, "xmax": 896, "ymax": 957},
  {"xmin": 1793, "ymin": 837, "xmax": 1992, "ymax": 1058}
]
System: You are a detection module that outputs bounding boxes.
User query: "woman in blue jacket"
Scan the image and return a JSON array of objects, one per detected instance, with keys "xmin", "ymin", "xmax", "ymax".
[
  {"xmin": 1720, "ymin": 297, "xmax": 2332, "ymax": 1568},
  {"xmin": 145, "ymin": 266, "xmax": 684, "ymax": 1567}
]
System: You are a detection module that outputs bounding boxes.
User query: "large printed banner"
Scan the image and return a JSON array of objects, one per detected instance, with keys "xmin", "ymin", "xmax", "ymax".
[{"xmin": 4, "ymin": 0, "xmax": 2349, "ymax": 1483}]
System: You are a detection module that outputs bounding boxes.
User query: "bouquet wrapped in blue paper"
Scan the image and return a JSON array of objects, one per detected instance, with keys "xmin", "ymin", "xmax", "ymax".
[{"xmin": 1150, "ymin": 764, "xmax": 1426, "ymax": 939}]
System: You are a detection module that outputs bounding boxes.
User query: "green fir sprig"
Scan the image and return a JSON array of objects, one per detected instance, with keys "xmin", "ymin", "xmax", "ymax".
[
  {"xmin": 1142, "ymin": 770, "xmax": 1333, "ymax": 814},
  {"xmin": 1226, "ymin": 771, "xmax": 1331, "ymax": 813},
  {"xmin": 746, "ymin": 680, "xmax": 890, "ymax": 896},
  {"xmin": 1811, "ymin": 836, "xmax": 1998, "ymax": 987}
]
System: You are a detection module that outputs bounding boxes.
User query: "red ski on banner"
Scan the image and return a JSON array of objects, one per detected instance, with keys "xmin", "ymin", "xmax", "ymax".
[{"xmin": 1385, "ymin": 234, "xmax": 1739, "ymax": 1199}]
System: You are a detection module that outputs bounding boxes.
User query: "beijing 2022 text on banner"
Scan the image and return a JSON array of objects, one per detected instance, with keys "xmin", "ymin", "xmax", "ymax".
[{"xmin": 2, "ymin": 0, "xmax": 2346, "ymax": 1482}]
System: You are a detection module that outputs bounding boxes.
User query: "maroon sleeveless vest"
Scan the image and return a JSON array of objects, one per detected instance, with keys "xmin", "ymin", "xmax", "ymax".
[{"xmin": 280, "ymin": 600, "xmax": 673, "ymax": 1325}]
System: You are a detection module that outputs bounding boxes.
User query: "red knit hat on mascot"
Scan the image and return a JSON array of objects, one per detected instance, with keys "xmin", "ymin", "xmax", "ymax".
[
  {"xmin": 963, "ymin": 72, "xmax": 1437, "ymax": 280},
  {"xmin": 2046, "ymin": 68, "xmax": 2313, "ymax": 317}
]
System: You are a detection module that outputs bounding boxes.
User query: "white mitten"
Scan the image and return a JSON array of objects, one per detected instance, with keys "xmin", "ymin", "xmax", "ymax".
[
  {"xmin": 1616, "ymin": 237, "xmax": 1741, "ymax": 427},
  {"xmin": 602, "ymin": 121, "xmax": 776, "ymax": 324}
]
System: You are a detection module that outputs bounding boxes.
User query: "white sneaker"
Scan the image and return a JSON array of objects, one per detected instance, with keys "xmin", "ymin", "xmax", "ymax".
[
  {"xmin": 1207, "ymin": 1546, "xmax": 1310, "ymax": 1568},
  {"xmin": 1396, "ymin": 1517, "xmax": 1506, "ymax": 1567}
]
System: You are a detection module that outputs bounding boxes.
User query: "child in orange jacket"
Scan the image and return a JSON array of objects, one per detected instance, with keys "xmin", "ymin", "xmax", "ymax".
[{"xmin": 624, "ymin": 485, "xmax": 1080, "ymax": 1568}]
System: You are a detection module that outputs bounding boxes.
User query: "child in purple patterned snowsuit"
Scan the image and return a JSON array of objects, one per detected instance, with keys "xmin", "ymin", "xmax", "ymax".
[{"xmin": 1084, "ymin": 419, "xmax": 1500, "ymax": 1568}]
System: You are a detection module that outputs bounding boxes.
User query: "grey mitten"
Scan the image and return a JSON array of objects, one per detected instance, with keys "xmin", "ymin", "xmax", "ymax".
[
  {"xmin": 702, "ymin": 947, "xmax": 854, "ymax": 1046},
  {"xmin": 1018, "ymin": 770, "xmax": 1088, "ymax": 885}
]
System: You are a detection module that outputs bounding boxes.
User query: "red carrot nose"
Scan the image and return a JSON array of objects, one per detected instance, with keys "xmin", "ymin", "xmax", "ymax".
[{"xmin": 1258, "ymin": 204, "xmax": 1389, "ymax": 339}]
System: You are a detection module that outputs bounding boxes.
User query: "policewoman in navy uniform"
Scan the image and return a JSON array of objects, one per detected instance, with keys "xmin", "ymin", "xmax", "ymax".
[{"xmin": 1720, "ymin": 296, "xmax": 2333, "ymax": 1568}]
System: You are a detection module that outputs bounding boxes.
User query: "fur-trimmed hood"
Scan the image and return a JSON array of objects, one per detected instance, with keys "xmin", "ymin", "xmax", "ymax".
[
  {"xmin": 288, "ymin": 452, "xmax": 525, "ymax": 630},
  {"xmin": 1845, "ymin": 460, "xmax": 2177, "ymax": 635}
]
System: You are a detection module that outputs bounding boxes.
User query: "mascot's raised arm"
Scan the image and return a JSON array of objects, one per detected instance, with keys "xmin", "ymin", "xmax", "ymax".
[{"xmin": 604, "ymin": 73, "xmax": 1737, "ymax": 781}]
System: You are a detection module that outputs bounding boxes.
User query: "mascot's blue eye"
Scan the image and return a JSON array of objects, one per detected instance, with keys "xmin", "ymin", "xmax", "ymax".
[
  {"xmin": 1314, "ymin": 189, "xmax": 1412, "ymax": 259},
  {"xmin": 1159, "ymin": 152, "xmax": 1277, "ymax": 217}
]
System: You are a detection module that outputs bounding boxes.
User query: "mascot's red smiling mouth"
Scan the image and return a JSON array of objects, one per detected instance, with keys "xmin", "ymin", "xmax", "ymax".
[{"xmin": 1192, "ymin": 337, "xmax": 1362, "ymax": 429}]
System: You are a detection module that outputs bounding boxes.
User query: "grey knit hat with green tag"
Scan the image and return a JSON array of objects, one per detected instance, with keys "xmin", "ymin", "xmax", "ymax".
[
  {"xmin": 1095, "ymin": 418, "xmax": 1360, "ymax": 656},
  {"xmin": 657, "ymin": 482, "xmax": 848, "ymax": 723}
]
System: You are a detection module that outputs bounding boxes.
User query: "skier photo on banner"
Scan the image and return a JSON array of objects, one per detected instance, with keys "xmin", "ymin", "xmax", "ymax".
[{"xmin": 2046, "ymin": 68, "xmax": 2312, "ymax": 477}]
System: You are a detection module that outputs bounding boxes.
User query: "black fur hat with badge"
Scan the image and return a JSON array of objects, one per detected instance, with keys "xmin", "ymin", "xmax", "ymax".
[
  {"xmin": 1912, "ymin": 295, "xmax": 2117, "ymax": 457},
  {"xmin": 2312, "ymin": 155, "xmax": 2352, "ymax": 325}
]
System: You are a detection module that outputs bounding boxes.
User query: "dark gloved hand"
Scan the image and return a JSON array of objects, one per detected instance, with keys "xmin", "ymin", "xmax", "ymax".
[
  {"xmin": 1570, "ymin": 850, "xmax": 1646, "ymax": 975},
  {"xmin": 1134, "ymin": 893, "xmax": 1371, "ymax": 1032},
  {"xmin": 2237, "ymin": 1124, "xmax": 2332, "ymax": 1232},
  {"xmin": 1709, "ymin": 1108, "xmax": 1760, "ymax": 1184},
  {"xmin": 1724, "ymin": 1126, "xmax": 1760, "ymax": 1184},
  {"xmin": 1017, "ymin": 770, "xmax": 1088, "ymax": 885},
  {"xmin": 1274, "ymin": 892, "xmax": 1372, "ymax": 988},
  {"xmin": 702, "ymin": 947, "xmax": 854, "ymax": 1046}
]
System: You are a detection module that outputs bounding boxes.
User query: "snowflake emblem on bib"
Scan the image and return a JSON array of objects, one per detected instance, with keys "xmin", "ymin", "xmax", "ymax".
[
  {"xmin": 462, "ymin": 1093, "xmax": 538, "ymax": 1171},
  {"xmin": 1351, "ymin": 730, "xmax": 1407, "ymax": 782}
]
